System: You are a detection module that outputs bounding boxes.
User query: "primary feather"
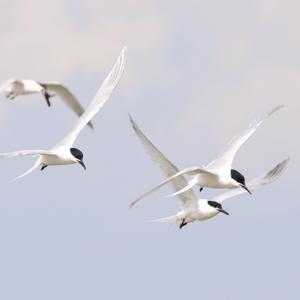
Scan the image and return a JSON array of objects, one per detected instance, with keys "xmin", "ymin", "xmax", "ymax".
[
  {"xmin": 55, "ymin": 46, "xmax": 127, "ymax": 149},
  {"xmin": 212, "ymin": 158, "xmax": 289, "ymax": 203},
  {"xmin": 129, "ymin": 115, "xmax": 198, "ymax": 209}
]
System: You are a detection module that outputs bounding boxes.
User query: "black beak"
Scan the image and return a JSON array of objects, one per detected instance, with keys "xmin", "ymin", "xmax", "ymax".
[
  {"xmin": 78, "ymin": 160, "xmax": 86, "ymax": 170},
  {"xmin": 218, "ymin": 208, "xmax": 229, "ymax": 216},
  {"xmin": 240, "ymin": 184, "xmax": 252, "ymax": 195}
]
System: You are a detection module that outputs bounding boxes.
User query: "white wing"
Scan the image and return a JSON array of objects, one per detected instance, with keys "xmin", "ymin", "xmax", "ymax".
[
  {"xmin": 0, "ymin": 149, "xmax": 55, "ymax": 158},
  {"xmin": 129, "ymin": 115, "xmax": 198, "ymax": 209},
  {"xmin": 42, "ymin": 82, "xmax": 93, "ymax": 129},
  {"xmin": 212, "ymin": 158, "xmax": 289, "ymax": 203},
  {"xmin": 130, "ymin": 166, "xmax": 217, "ymax": 208},
  {"xmin": 54, "ymin": 47, "xmax": 127, "ymax": 149},
  {"xmin": 206, "ymin": 105, "xmax": 284, "ymax": 172}
]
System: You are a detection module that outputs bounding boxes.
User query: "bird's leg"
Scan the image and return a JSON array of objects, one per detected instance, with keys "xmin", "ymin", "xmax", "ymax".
[
  {"xmin": 7, "ymin": 93, "xmax": 16, "ymax": 100},
  {"xmin": 42, "ymin": 89, "xmax": 55, "ymax": 107},
  {"xmin": 199, "ymin": 187, "xmax": 203, "ymax": 192},
  {"xmin": 179, "ymin": 219, "xmax": 187, "ymax": 229},
  {"xmin": 40, "ymin": 165, "xmax": 48, "ymax": 171}
]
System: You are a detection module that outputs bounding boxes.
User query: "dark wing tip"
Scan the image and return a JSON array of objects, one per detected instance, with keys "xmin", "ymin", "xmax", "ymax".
[
  {"xmin": 88, "ymin": 121, "xmax": 94, "ymax": 130},
  {"xmin": 128, "ymin": 113, "xmax": 134, "ymax": 124},
  {"xmin": 129, "ymin": 200, "xmax": 137, "ymax": 209},
  {"xmin": 128, "ymin": 114, "xmax": 139, "ymax": 131},
  {"xmin": 265, "ymin": 157, "xmax": 290, "ymax": 180}
]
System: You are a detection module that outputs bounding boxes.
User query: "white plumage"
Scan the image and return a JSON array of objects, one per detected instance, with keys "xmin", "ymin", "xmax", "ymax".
[
  {"xmin": 0, "ymin": 79, "xmax": 94, "ymax": 128},
  {"xmin": 129, "ymin": 116, "xmax": 288, "ymax": 228},
  {"xmin": 131, "ymin": 105, "xmax": 284, "ymax": 207},
  {"xmin": 0, "ymin": 47, "xmax": 127, "ymax": 180}
]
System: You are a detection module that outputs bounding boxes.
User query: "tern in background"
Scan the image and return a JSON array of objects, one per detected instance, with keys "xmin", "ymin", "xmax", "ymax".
[
  {"xmin": 130, "ymin": 105, "xmax": 284, "ymax": 207},
  {"xmin": 0, "ymin": 47, "xmax": 127, "ymax": 180},
  {"xmin": 129, "ymin": 116, "xmax": 288, "ymax": 228},
  {"xmin": 0, "ymin": 79, "xmax": 94, "ymax": 128}
]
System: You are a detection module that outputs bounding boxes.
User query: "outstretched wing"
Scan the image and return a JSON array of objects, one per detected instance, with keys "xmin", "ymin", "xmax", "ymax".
[
  {"xmin": 0, "ymin": 150, "xmax": 59, "ymax": 181},
  {"xmin": 212, "ymin": 158, "xmax": 289, "ymax": 203},
  {"xmin": 54, "ymin": 47, "xmax": 127, "ymax": 149},
  {"xmin": 206, "ymin": 105, "xmax": 284, "ymax": 172},
  {"xmin": 42, "ymin": 83, "xmax": 93, "ymax": 129},
  {"xmin": 129, "ymin": 115, "xmax": 198, "ymax": 209},
  {"xmin": 0, "ymin": 149, "xmax": 55, "ymax": 158},
  {"xmin": 130, "ymin": 166, "xmax": 217, "ymax": 208}
]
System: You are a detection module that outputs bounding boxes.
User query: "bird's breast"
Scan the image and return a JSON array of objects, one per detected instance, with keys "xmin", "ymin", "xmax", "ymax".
[
  {"xmin": 196, "ymin": 172, "xmax": 238, "ymax": 189},
  {"xmin": 40, "ymin": 154, "xmax": 76, "ymax": 166},
  {"xmin": 22, "ymin": 81, "xmax": 43, "ymax": 93}
]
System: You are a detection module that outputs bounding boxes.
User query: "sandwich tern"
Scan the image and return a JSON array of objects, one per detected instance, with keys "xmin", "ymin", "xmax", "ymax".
[
  {"xmin": 0, "ymin": 47, "xmax": 127, "ymax": 180},
  {"xmin": 0, "ymin": 79, "xmax": 94, "ymax": 128},
  {"xmin": 129, "ymin": 116, "xmax": 289, "ymax": 228},
  {"xmin": 130, "ymin": 105, "xmax": 284, "ymax": 207}
]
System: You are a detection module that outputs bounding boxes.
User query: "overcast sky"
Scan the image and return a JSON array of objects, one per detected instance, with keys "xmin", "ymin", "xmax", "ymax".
[{"xmin": 0, "ymin": 0, "xmax": 298, "ymax": 299}]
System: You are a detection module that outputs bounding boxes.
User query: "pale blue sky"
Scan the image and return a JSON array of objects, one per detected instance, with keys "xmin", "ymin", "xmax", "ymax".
[{"xmin": 0, "ymin": 0, "xmax": 298, "ymax": 299}]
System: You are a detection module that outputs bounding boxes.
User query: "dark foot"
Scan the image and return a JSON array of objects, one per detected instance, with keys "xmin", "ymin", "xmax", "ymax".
[
  {"xmin": 41, "ymin": 165, "xmax": 48, "ymax": 171},
  {"xmin": 42, "ymin": 89, "xmax": 55, "ymax": 107},
  {"xmin": 179, "ymin": 219, "xmax": 187, "ymax": 229},
  {"xmin": 199, "ymin": 187, "xmax": 203, "ymax": 192}
]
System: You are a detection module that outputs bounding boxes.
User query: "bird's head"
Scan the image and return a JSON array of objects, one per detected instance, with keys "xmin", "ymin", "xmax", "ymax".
[
  {"xmin": 70, "ymin": 148, "xmax": 86, "ymax": 170},
  {"xmin": 231, "ymin": 169, "xmax": 251, "ymax": 194},
  {"xmin": 207, "ymin": 200, "xmax": 229, "ymax": 215}
]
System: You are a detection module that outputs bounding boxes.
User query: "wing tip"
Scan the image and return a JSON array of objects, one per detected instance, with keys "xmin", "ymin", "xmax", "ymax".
[
  {"xmin": 128, "ymin": 113, "xmax": 137, "ymax": 129},
  {"xmin": 265, "ymin": 157, "xmax": 290, "ymax": 181},
  {"xmin": 129, "ymin": 200, "xmax": 138, "ymax": 209},
  {"xmin": 128, "ymin": 113, "xmax": 133, "ymax": 122},
  {"xmin": 277, "ymin": 157, "xmax": 290, "ymax": 170},
  {"xmin": 278, "ymin": 157, "xmax": 290, "ymax": 172},
  {"xmin": 250, "ymin": 104, "xmax": 284, "ymax": 128},
  {"xmin": 129, "ymin": 194, "xmax": 146, "ymax": 209},
  {"xmin": 119, "ymin": 46, "xmax": 127, "ymax": 64},
  {"xmin": 107, "ymin": 46, "xmax": 127, "ymax": 87},
  {"xmin": 283, "ymin": 157, "xmax": 290, "ymax": 164},
  {"xmin": 88, "ymin": 121, "xmax": 94, "ymax": 130},
  {"xmin": 269, "ymin": 104, "xmax": 284, "ymax": 116}
]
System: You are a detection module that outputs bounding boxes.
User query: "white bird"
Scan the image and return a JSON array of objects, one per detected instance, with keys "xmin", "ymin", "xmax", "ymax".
[
  {"xmin": 0, "ymin": 79, "xmax": 93, "ymax": 128},
  {"xmin": 0, "ymin": 47, "xmax": 127, "ymax": 180},
  {"xmin": 130, "ymin": 105, "xmax": 284, "ymax": 207},
  {"xmin": 129, "ymin": 116, "xmax": 289, "ymax": 228}
]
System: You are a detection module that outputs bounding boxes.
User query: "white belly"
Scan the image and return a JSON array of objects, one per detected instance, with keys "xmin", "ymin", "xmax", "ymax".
[
  {"xmin": 184, "ymin": 210, "xmax": 219, "ymax": 223},
  {"xmin": 183, "ymin": 203, "xmax": 219, "ymax": 223},
  {"xmin": 40, "ymin": 154, "xmax": 76, "ymax": 166},
  {"xmin": 195, "ymin": 173, "xmax": 237, "ymax": 189},
  {"xmin": 21, "ymin": 80, "xmax": 43, "ymax": 94}
]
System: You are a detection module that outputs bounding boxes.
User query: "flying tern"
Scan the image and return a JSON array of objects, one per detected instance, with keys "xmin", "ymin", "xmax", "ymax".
[
  {"xmin": 0, "ymin": 47, "xmax": 127, "ymax": 180},
  {"xmin": 130, "ymin": 105, "xmax": 284, "ymax": 207},
  {"xmin": 129, "ymin": 116, "xmax": 289, "ymax": 228},
  {"xmin": 0, "ymin": 79, "xmax": 93, "ymax": 128}
]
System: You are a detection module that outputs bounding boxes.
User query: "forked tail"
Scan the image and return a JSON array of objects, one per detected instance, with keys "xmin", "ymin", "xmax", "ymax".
[
  {"xmin": 149, "ymin": 213, "xmax": 182, "ymax": 226},
  {"xmin": 166, "ymin": 177, "xmax": 198, "ymax": 198},
  {"xmin": 11, "ymin": 158, "xmax": 41, "ymax": 182}
]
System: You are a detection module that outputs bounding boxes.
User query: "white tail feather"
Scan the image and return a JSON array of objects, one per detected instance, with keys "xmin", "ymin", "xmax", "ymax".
[
  {"xmin": 166, "ymin": 178, "xmax": 197, "ymax": 198},
  {"xmin": 149, "ymin": 214, "xmax": 182, "ymax": 225},
  {"xmin": 11, "ymin": 158, "xmax": 41, "ymax": 182}
]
